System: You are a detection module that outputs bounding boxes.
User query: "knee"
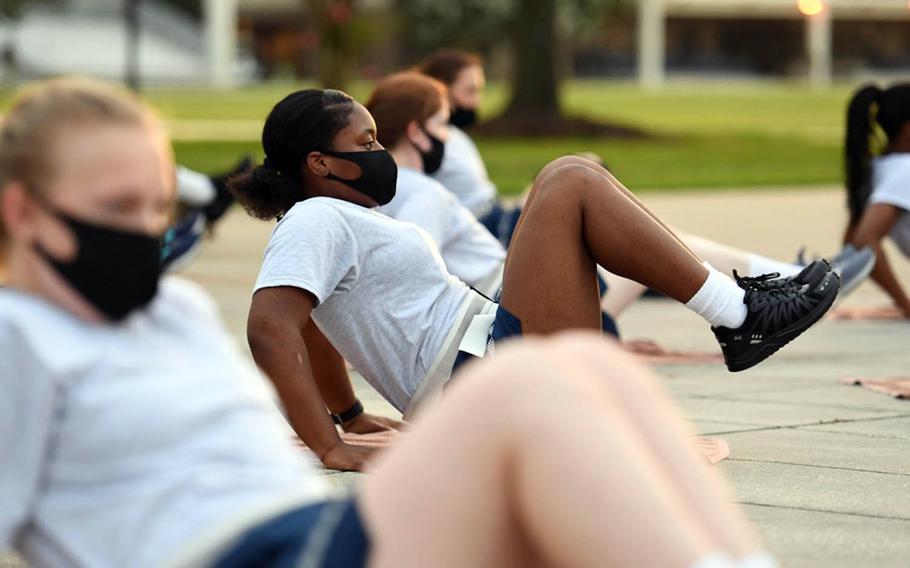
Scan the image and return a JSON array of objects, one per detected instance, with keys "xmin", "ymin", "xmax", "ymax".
[
  {"xmin": 531, "ymin": 162, "xmax": 608, "ymax": 205},
  {"xmin": 451, "ymin": 337, "xmax": 594, "ymax": 407},
  {"xmin": 534, "ymin": 155, "xmax": 598, "ymax": 186}
]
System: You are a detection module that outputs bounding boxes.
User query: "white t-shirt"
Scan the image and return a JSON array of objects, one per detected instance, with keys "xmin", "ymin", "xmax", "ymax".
[
  {"xmin": 431, "ymin": 126, "xmax": 498, "ymax": 217},
  {"xmin": 380, "ymin": 167, "xmax": 505, "ymax": 293},
  {"xmin": 0, "ymin": 278, "xmax": 328, "ymax": 568},
  {"xmin": 254, "ymin": 197, "xmax": 472, "ymax": 412},
  {"xmin": 871, "ymin": 153, "xmax": 910, "ymax": 257}
]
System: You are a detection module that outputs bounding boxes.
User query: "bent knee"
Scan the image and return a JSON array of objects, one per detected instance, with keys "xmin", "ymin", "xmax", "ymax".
[
  {"xmin": 534, "ymin": 155, "xmax": 599, "ymax": 185},
  {"xmin": 530, "ymin": 162, "xmax": 607, "ymax": 205}
]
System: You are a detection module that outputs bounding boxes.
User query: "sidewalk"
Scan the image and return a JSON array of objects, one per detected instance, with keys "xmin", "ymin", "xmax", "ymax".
[{"xmin": 182, "ymin": 186, "xmax": 910, "ymax": 567}]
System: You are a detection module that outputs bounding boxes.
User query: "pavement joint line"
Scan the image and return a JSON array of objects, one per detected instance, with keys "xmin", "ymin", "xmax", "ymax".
[
  {"xmin": 679, "ymin": 393, "xmax": 907, "ymax": 413},
  {"xmin": 694, "ymin": 412, "xmax": 910, "ymax": 436},
  {"xmin": 726, "ymin": 458, "xmax": 910, "ymax": 478},
  {"xmin": 737, "ymin": 501, "xmax": 910, "ymax": 523},
  {"xmin": 794, "ymin": 426, "xmax": 910, "ymax": 441},
  {"xmin": 700, "ymin": 395, "xmax": 908, "ymax": 413}
]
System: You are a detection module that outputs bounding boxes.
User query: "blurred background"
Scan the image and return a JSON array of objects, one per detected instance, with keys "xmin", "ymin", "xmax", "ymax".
[{"xmin": 0, "ymin": 0, "xmax": 907, "ymax": 195}]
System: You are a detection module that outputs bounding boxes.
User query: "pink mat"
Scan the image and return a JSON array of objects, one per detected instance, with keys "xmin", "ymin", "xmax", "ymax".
[
  {"xmin": 839, "ymin": 377, "xmax": 910, "ymax": 399},
  {"xmin": 827, "ymin": 305, "xmax": 905, "ymax": 321},
  {"xmin": 695, "ymin": 437, "xmax": 731, "ymax": 464},
  {"xmin": 624, "ymin": 339, "xmax": 724, "ymax": 364}
]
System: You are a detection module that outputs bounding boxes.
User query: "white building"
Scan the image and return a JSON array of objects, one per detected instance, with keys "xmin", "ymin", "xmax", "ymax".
[
  {"xmin": 638, "ymin": 0, "xmax": 910, "ymax": 87},
  {"xmin": 0, "ymin": 0, "xmax": 253, "ymax": 86}
]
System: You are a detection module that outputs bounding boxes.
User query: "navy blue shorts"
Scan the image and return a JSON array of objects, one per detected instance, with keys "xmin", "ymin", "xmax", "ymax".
[
  {"xmin": 479, "ymin": 202, "xmax": 523, "ymax": 248},
  {"xmin": 451, "ymin": 298, "xmax": 619, "ymax": 376},
  {"xmin": 214, "ymin": 498, "xmax": 368, "ymax": 568},
  {"xmin": 451, "ymin": 303, "xmax": 521, "ymax": 374}
]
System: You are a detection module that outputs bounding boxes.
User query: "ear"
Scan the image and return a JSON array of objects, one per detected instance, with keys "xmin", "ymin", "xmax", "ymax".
[
  {"xmin": 305, "ymin": 151, "xmax": 331, "ymax": 178},
  {"xmin": 406, "ymin": 120, "xmax": 430, "ymax": 152},
  {"xmin": 0, "ymin": 182, "xmax": 35, "ymax": 241}
]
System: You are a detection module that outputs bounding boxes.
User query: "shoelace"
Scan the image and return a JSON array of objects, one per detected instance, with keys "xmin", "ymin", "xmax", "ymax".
[
  {"xmin": 733, "ymin": 270, "xmax": 783, "ymax": 292},
  {"xmin": 735, "ymin": 270, "xmax": 814, "ymax": 331}
]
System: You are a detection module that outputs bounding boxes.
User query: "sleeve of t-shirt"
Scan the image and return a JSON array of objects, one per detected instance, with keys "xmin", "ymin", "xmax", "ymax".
[
  {"xmin": 393, "ymin": 188, "xmax": 450, "ymax": 247},
  {"xmin": 871, "ymin": 163, "xmax": 910, "ymax": 212},
  {"xmin": 254, "ymin": 203, "xmax": 359, "ymax": 304},
  {"xmin": 0, "ymin": 327, "xmax": 56, "ymax": 549}
]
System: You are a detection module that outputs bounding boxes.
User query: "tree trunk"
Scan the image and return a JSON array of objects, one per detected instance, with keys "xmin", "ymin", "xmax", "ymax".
[
  {"xmin": 306, "ymin": 0, "xmax": 356, "ymax": 91},
  {"xmin": 504, "ymin": 0, "xmax": 560, "ymax": 118}
]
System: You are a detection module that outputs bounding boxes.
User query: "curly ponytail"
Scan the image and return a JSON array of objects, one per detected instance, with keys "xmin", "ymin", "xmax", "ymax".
[
  {"xmin": 228, "ymin": 164, "xmax": 301, "ymax": 220},
  {"xmin": 229, "ymin": 88, "xmax": 355, "ymax": 220}
]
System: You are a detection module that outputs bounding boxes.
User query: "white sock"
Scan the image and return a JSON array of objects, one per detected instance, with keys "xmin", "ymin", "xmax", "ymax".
[
  {"xmin": 738, "ymin": 552, "xmax": 779, "ymax": 568},
  {"xmin": 685, "ymin": 262, "xmax": 748, "ymax": 329},
  {"xmin": 690, "ymin": 552, "xmax": 737, "ymax": 568},
  {"xmin": 748, "ymin": 254, "xmax": 801, "ymax": 278}
]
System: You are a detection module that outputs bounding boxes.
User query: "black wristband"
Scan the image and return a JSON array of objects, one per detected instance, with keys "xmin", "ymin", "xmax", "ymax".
[{"xmin": 331, "ymin": 399, "xmax": 364, "ymax": 425}]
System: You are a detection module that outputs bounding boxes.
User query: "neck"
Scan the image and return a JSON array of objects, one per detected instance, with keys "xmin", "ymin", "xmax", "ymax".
[
  {"xmin": 5, "ymin": 246, "xmax": 104, "ymax": 323},
  {"xmin": 887, "ymin": 140, "xmax": 910, "ymax": 154},
  {"xmin": 389, "ymin": 141, "xmax": 424, "ymax": 172}
]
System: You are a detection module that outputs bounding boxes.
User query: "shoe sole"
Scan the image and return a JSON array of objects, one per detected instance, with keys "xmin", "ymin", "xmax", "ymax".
[{"xmin": 725, "ymin": 272, "xmax": 841, "ymax": 372}]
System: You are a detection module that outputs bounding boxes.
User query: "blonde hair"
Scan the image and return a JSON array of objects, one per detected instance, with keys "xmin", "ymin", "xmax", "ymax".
[{"xmin": 0, "ymin": 76, "xmax": 165, "ymax": 242}]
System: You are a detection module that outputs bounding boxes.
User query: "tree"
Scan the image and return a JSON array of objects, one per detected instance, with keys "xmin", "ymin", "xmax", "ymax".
[
  {"xmin": 0, "ymin": 0, "xmax": 48, "ymax": 20},
  {"xmin": 305, "ymin": 0, "xmax": 375, "ymax": 91},
  {"xmin": 503, "ymin": 0, "xmax": 558, "ymax": 118},
  {"xmin": 398, "ymin": 0, "xmax": 634, "ymax": 133}
]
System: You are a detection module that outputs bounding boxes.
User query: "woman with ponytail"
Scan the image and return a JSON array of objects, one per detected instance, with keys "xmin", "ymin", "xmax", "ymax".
[
  {"xmin": 841, "ymin": 83, "xmax": 910, "ymax": 317},
  {"xmin": 232, "ymin": 87, "xmax": 840, "ymax": 473}
]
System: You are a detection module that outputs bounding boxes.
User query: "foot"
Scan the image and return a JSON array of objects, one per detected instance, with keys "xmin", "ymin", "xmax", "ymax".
[
  {"xmin": 829, "ymin": 245, "xmax": 875, "ymax": 298},
  {"xmin": 713, "ymin": 260, "xmax": 840, "ymax": 372}
]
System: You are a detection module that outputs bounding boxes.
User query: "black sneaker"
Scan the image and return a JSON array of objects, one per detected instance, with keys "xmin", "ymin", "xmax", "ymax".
[{"xmin": 713, "ymin": 260, "xmax": 840, "ymax": 372}]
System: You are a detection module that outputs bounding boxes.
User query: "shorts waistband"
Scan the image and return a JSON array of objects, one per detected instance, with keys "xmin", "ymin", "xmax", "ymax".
[{"xmin": 404, "ymin": 290, "xmax": 496, "ymax": 420}]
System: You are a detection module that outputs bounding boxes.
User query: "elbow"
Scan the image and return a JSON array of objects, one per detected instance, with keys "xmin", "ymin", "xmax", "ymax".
[{"xmin": 246, "ymin": 313, "xmax": 288, "ymax": 362}]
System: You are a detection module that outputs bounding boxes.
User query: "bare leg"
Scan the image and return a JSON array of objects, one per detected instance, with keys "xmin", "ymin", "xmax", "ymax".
[
  {"xmin": 519, "ymin": 157, "xmax": 697, "ymax": 258},
  {"xmin": 501, "ymin": 158, "xmax": 708, "ymax": 333},
  {"xmin": 557, "ymin": 338, "xmax": 760, "ymax": 555},
  {"xmin": 602, "ymin": 229, "xmax": 754, "ymax": 318},
  {"xmin": 361, "ymin": 335, "xmax": 761, "ymax": 568}
]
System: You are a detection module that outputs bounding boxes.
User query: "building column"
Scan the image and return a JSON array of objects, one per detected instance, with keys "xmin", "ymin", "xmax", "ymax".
[
  {"xmin": 805, "ymin": 6, "xmax": 832, "ymax": 89},
  {"xmin": 638, "ymin": 0, "xmax": 666, "ymax": 89},
  {"xmin": 203, "ymin": 0, "xmax": 238, "ymax": 88}
]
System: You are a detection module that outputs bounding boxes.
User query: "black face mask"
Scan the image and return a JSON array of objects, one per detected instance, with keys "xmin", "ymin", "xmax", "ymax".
[
  {"xmin": 416, "ymin": 126, "xmax": 445, "ymax": 175},
  {"xmin": 321, "ymin": 148, "xmax": 398, "ymax": 206},
  {"xmin": 35, "ymin": 207, "xmax": 163, "ymax": 322},
  {"xmin": 449, "ymin": 106, "xmax": 477, "ymax": 130}
]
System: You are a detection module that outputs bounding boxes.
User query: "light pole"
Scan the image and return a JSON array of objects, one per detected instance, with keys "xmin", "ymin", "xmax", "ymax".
[{"xmin": 799, "ymin": 0, "xmax": 832, "ymax": 89}]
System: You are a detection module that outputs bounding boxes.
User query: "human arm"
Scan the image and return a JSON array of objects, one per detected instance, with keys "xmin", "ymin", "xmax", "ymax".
[
  {"xmin": 848, "ymin": 203, "xmax": 910, "ymax": 317},
  {"xmin": 247, "ymin": 286, "xmax": 375, "ymax": 471},
  {"xmin": 302, "ymin": 319, "xmax": 404, "ymax": 434}
]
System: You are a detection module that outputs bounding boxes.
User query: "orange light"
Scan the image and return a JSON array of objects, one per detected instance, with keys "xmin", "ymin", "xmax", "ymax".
[{"xmin": 798, "ymin": 0, "xmax": 824, "ymax": 16}]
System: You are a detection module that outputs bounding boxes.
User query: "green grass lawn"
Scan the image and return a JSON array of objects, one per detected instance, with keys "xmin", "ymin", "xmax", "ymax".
[{"xmin": 12, "ymin": 79, "xmax": 854, "ymax": 195}]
